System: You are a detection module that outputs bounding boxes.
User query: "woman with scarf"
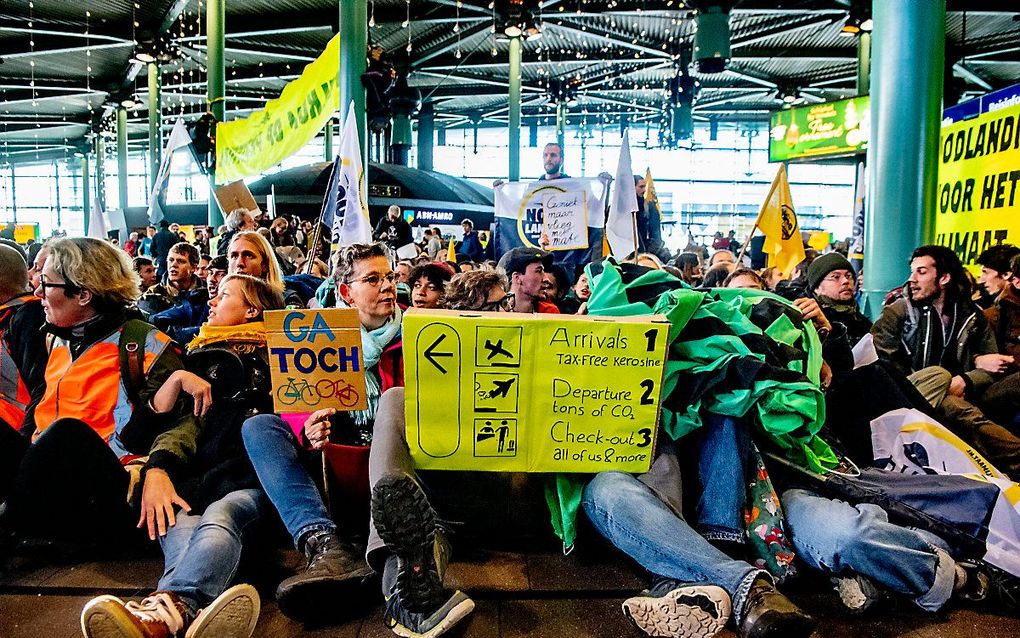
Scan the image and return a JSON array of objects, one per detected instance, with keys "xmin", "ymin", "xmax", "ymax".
[
  {"xmin": 242, "ymin": 242, "xmax": 403, "ymax": 623},
  {"xmin": 80, "ymin": 273, "xmax": 284, "ymax": 638}
]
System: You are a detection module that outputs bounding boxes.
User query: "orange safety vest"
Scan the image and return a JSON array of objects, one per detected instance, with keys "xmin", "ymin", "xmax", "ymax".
[
  {"xmin": 0, "ymin": 295, "xmax": 38, "ymax": 430},
  {"xmin": 33, "ymin": 324, "xmax": 167, "ymax": 453}
]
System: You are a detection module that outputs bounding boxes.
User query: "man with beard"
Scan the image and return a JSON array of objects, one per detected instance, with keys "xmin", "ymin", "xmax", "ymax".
[
  {"xmin": 871, "ymin": 245, "xmax": 1020, "ymax": 479},
  {"xmin": 807, "ymin": 253, "xmax": 872, "ymax": 345}
]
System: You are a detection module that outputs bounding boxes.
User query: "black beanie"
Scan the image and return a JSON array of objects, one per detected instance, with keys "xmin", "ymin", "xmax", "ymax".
[{"xmin": 807, "ymin": 252, "xmax": 854, "ymax": 292}]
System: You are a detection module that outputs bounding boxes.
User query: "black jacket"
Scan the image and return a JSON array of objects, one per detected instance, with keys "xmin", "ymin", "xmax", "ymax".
[{"xmin": 0, "ymin": 294, "xmax": 48, "ymax": 436}]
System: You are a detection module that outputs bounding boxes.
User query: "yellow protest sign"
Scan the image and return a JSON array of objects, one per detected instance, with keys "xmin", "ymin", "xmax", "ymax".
[
  {"xmin": 215, "ymin": 35, "xmax": 340, "ymax": 184},
  {"xmin": 934, "ymin": 103, "xmax": 1020, "ymax": 268},
  {"xmin": 265, "ymin": 308, "xmax": 367, "ymax": 413},
  {"xmin": 403, "ymin": 309, "xmax": 669, "ymax": 473}
]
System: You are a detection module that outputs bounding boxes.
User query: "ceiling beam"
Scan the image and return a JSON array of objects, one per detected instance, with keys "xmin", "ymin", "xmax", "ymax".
[
  {"xmin": 546, "ymin": 20, "xmax": 673, "ymax": 60},
  {"xmin": 411, "ymin": 22, "xmax": 494, "ymax": 68}
]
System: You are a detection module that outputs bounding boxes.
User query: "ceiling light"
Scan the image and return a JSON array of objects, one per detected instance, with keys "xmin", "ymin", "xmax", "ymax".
[
  {"xmin": 121, "ymin": 98, "xmax": 137, "ymax": 108},
  {"xmin": 133, "ymin": 51, "xmax": 156, "ymax": 63},
  {"xmin": 859, "ymin": 18, "xmax": 873, "ymax": 32},
  {"xmin": 841, "ymin": 17, "xmax": 861, "ymax": 37},
  {"xmin": 504, "ymin": 24, "xmax": 523, "ymax": 38}
]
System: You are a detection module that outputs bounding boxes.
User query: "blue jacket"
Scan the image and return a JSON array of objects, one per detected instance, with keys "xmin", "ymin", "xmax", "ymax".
[{"xmin": 151, "ymin": 288, "xmax": 210, "ymax": 346}]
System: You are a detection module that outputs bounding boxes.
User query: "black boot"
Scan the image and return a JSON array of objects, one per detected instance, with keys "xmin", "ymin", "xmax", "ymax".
[
  {"xmin": 738, "ymin": 577, "xmax": 816, "ymax": 638},
  {"xmin": 275, "ymin": 530, "xmax": 376, "ymax": 622}
]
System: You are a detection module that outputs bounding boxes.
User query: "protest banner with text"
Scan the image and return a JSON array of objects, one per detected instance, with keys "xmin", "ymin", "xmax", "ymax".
[
  {"xmin": 403, "ymin": 309, "xmax": 669, "ymax": 473},
  {"xmin": 265, "ymin": 308, "xmax": 367, "ymax": 413},
  {"xmin": 934, "ymin": 102, "xmax": 1020, "ymax": 268}
]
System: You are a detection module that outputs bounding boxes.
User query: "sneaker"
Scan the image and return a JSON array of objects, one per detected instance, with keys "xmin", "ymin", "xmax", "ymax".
[
  {"xmin": 185, "ymin": 584, "xmax": 260, "ymax": 638},
  {"xmin": 738, "ymin": 576, "xmax": 815, "ymax": 638},
  {"xmin": 275, "ymin": 530, "xmax": 375, "ymax": 622},
  {"xmin": 81, "ymin": 591, "xmax": 192, "ymax": 638},
  {"xmin": 832, "ymin": 573, "xmax": 887, "ymax": 614},
  {"xmin": 622, "ymin": 580, "xmax": 731, "ymax": 638},
  {"xmin": 384, "ymin": 589, "xmax": 475, "ymax": 638},
  {"xmin": 372, "ymin": 473, "xmax": 447, "ymax": 613},
  {"xmin": 954, "ymin": 561, "xmax": 992, "ymax": 604}
]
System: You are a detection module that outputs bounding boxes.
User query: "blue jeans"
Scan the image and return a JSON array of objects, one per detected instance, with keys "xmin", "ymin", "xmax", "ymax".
[
  {"xmin": 684, "ymin": 413, "xmax": 751, "ymax": 543},
  {"xmin": 782, "ymin": 488, "xmax": 956, "ymax": 612},
  {"xmin": 158, "ymin": 488, "xmax": 267, "ymax": 613},
  {"xmin": 582, "ymin": 471, "xmax": 766, "ymax": 625},
  {"xmin": 242, "ymin": 414, "xmax": 335, "ymax": 548}
]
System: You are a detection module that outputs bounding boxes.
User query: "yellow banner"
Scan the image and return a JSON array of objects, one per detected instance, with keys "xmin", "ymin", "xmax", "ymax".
[
  {"xmin": 934, "ymin": 103, "xmax": 1020, "ymax": 268},
  {"xmin": 403, "ymin": 309, "xmax": 669, "ymax": 473},
  {"xmin": 265, "ymin": 308, "xmax": 367, "ymax": 413},
  {"xmin": 215, "ymin": 34, "xmax": 340, "ymax": 184}
]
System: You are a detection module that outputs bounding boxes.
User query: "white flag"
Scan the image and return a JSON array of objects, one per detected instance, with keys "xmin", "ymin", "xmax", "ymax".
[
  {"xmin": 147, "ymin": 119, "xmax": 193, "ymax": 225},
  {"xmin": 87, "ymin": 197, "xmax": 110, "ymax": 239},
  {"xmin": 606, "ymin": 129, "xmax": 638, "ymax": 257},
  {"xmin": 334, "ymin": 101, "xmax": 372, "ymax": 246}
]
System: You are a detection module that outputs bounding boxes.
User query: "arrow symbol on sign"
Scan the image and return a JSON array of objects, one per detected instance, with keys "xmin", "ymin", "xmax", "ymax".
[{"xmin": 424, "ymin": 333, "xmax": 454, "ymax": 374}]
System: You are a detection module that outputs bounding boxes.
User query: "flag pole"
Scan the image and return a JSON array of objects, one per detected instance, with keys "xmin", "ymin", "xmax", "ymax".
[
  {"xmin": 600, "ymin": 178, "xmax": 613, "ymax": 259},
  {"xmin": 306, "ymin": 157, "xmax": 339, "ymax": 275},
  {"xmin": 736, "ymin": 224, "xmax": 756, "ymax": 265},
  {"xmin": 631, "ymin": 211, "xmax": 640, "ymax": 259}
]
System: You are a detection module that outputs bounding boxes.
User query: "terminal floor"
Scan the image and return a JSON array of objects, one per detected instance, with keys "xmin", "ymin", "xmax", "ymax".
[{"xmin": 2, "ymin": 546, "xmax": 1019, "ymax": 638}]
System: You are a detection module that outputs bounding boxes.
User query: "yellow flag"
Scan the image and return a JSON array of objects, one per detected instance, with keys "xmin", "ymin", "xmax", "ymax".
[
  {"xmin": 754, "ymin": 165, "xmax": 805, "ymax": 276},
  {"xmin": 644, "ymin": 167, "xmax": 658, "ymax": 214},
  {"xmin": 447, "ymin": 237, "xmax": 457, "ymax": 263}
]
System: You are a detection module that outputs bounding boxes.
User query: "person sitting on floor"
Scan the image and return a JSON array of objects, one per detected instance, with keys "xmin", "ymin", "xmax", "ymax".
[
  {"xmin": 226, "ymin": 231, "xmax": 303, "ymax": 308},
  {"xmin": 139, "ymin": 242, "xmax": 206, "ymax": 317},
  {"xmin": 241, "ymin": 242, "xmax": 403, "ymax": 622},
  {"xmin": 0, "ymin": 244, "xmax": 47, "ymax": 441},
  {"xmin": 408, "ymin": 262, "xmax": 453, "ymax": 310},
  {"xmin": 151, "ymin": 256, "xmax": 228, "ymax": 346},
  {"xmin": 0, "ymin": 237, "xmax": 195, "ymax": 550},
  {"xmin": 79, "ymin": 274, "xmax": 285, "ymax": 638}
]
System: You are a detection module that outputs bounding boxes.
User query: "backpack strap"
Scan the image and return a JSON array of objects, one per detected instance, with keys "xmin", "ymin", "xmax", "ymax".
[{"xmin": 119, "ymin": 319, "xmax": 156, "ymax": 408}]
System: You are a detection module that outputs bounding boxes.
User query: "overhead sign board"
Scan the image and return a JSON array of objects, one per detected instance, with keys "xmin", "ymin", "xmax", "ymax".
[{"xmin": 769, "ymin": 95, "xmax": 870, "ymax": 163}]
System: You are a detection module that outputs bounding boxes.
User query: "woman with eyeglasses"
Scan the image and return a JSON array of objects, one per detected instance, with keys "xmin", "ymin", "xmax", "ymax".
[
  {"xmin": 1, "ymin": 237, "xmax": 198, "ymax": 552},
  {"xmin": 241, "ymin": 242, "xmax": 404, "ymax": 623},
  {"xmin": 80, "ymin": 273, "xmax": 285, "ymax": 638},
  {"xmin": 445, "ymin": 270, "xmax": 513, "ymax": 312}
]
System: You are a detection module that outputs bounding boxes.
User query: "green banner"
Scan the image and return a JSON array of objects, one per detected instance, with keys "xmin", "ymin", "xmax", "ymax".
[
  {"xmin": 768, "ymin": 95, "xmax": 870, "ymax": 163},
  {"xmin": 215, "ymin": 34, "xmax": 340, "ymax": 184}
]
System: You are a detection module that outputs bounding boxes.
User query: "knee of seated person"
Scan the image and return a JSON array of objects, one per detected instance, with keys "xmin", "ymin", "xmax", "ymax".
[
  {"xmin": 583, "ymin": 471, "xmax": 636, "ymax": 506},
  {"xmin": 916, "ymin": 366, "xmax": 952, "ymax": 388},
  {"xmin": 241, "ymin": 413, "xmax": 287, "ymax": 444},
  {"xmin": 33, "ymin": 418, "xmax": 93, "ymax": 444}
]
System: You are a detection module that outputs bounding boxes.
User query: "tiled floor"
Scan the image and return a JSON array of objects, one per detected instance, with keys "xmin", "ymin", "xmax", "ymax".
[{"xmin": 2, "ymin": 548, "xmax": 1018, "ymax": 637}]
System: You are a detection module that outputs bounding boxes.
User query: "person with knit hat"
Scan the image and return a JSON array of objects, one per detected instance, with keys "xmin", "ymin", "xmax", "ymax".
[{"xmin": 808, "ymin": 252, "xmax": 872, "ymax": 345}]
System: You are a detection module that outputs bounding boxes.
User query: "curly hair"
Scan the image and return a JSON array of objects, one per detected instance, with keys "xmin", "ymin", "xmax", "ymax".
[
  {"xmin": 911, "ymin": 245, "xmax": 971, "ymax": 301},
  {"xmin": 47, "ymin": 237, "xmax": 140, "ymax": 309},
  {"xmin": 445, "ymin": 270, "xmax": 507, "ymax": 310},
  {"xmin": 332, "ymin": 243, "xmax": 389, "ymax": 284}
]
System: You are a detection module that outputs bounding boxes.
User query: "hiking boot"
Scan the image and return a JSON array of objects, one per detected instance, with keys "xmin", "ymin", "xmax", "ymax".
[
  {"xmin": 622, "ymin": 579, "xmax": 731, "ymax": 638},
  {"xmin": 372, "ymin": 472, "xmax": 448, "ymax": 613},
  {"xmin": 185, "ymin": 584, "xmax": 260, "ymax": 638},
  {"xmin": 81, "ymin": 591, "xmax": 193, "ymax": 638},
  {"xmin": 738, "ymin": 577, "xmax": 815, "ymax": 638},
  {"xmin": 384, "ymin": 589, "xmax": 475, "ymax": 638},
  {"xmin": 832, "ymin": 573, "xmax": 888, "ymax": 614},
  {"xmin": 275, "ymin": 530, "xmax": 375, "ymax": 622}
]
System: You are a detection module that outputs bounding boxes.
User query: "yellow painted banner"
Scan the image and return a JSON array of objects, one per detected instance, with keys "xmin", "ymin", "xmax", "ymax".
[
  {"xmin": 403, "ymin": 309, "xmax": 669, "ymax": 473},
  {"xmin": 934, "ymin": 103, "xmax": 1020, "ymax": 268},
  {"xmin": 215, "ymin": 34, "xmax": 340, "ymax": 184},
  {"xmin": 265, "ymin": 308, "xmax": 367, "ymax": 413}
]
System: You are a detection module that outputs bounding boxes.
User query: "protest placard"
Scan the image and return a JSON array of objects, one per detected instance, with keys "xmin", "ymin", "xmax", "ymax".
[
  {"xmin": 265, "ymin": 308, "xmax": 367, "ymax": 413},
  {"xmin": 403, "ymin": 309, "xmax": 669, "ymax": 473},
  {"xmin": 542, "ymin": 191, "xmax": 588, "ymax": 251}
]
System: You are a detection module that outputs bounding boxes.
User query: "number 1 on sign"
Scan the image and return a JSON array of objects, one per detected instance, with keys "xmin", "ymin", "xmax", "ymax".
[{"xmin": 644, "ymin": 329, "xmax": 658, "ymax": 352}]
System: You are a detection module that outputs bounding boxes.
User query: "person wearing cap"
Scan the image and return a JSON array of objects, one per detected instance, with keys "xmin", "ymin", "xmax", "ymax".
[
  {"xmin": 497, "ymin": 247, "xmax": 560, "ymax": 314},
  {"xmin": 808, "ymin": 252, "xmax": 872, "ymax": 345}
]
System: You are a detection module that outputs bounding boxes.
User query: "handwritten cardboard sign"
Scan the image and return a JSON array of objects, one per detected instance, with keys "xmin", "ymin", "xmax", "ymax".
[
  {"xmin": 542, "ymin": 191, "xmax": 589, "ymax": 251},
  {"xmin": 265, "ymin": 308, "xmax": 367, "ymax": 413},
  {"xmin": 403, "ymin": 309, "xmax": 669, "ymax": 473}
]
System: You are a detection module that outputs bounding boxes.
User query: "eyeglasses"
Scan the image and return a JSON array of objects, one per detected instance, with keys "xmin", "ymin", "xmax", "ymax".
[
  {"xmin": 350, "ymin": 272, "xmax": 397, "ymax": 288},
  {"xmin": 38, "ymin": 275, "xmax": 78, "ymax": 294},
  {"xmin": 822, "ymin": 272, "xmax": 855, "ymax": 284},
  {"xmin": 478, "ymin": 293, "xmax": 514, "ymax": 312}
]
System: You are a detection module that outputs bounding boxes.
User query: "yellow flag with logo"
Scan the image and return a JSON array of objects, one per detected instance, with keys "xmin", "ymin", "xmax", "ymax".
[
  {"xmin": 447, "ymin": 238, "xmax": 457, "ymax": 263},
  {"xmin": 754, "ymin": 165, "xmax": 805, "ymax": 276},
  {"xmin": 215, "ymin": 35, "xmax": 340, "ymax": 183}
]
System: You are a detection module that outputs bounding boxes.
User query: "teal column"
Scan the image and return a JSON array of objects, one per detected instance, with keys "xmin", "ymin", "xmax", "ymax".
[
  {"xmin": 391, "ymin": 113, "xmax": 412, "ymax": 166},
  {"xmin": 117, "ymin": 106, "xmax": 129, "ymax": 210},
  {"xmin": 508, "ymin": 35, "xmax": 522, "ymax": 181},
  {"xmin": 324, "ymin": 118, "xmax": 333, "ymax": 159},
  {"xmin": 81, "ymin": 155, "xmax": 91, "ymax": 234},
  {"xmin": 856, "ymin": 32, "xmax": 871, "ymax": 95},
  {"xmin": 555, "ymin": 101, "xmax": 565, "ymax": 151},
  {"xmin": 861, "ymin": 0, "xmax": 945, "ymax": 320},
  {"xmin": 206, "ymin": 0, "xmax": 226, "ymax": 226},
  {"xmin": 417, "ymin": 102, "xmax": 435, "ymax": 172},
  {"xmin": 148, "ymin": 61, "xmax": 161, "ymax": 188},
  {"xmin": 339, "ymin": 0, "xmax": 368, "ymax": 163}
]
